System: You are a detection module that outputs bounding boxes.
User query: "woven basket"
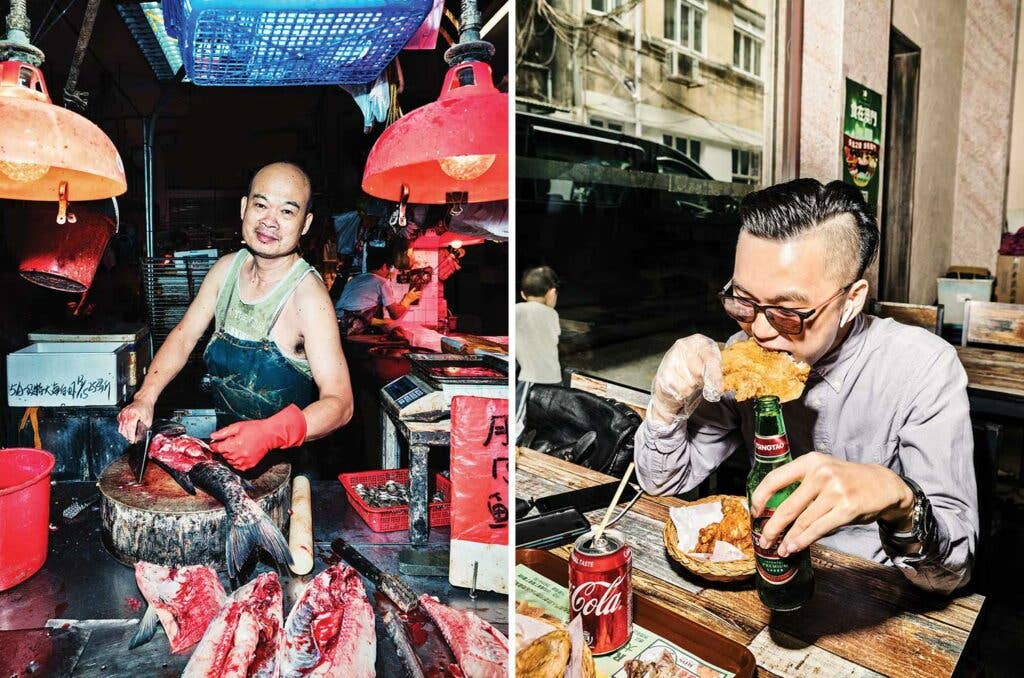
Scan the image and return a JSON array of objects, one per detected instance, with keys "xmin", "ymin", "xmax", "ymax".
[{"xmin": 663, "ymin": 494, "xmax": 755, "ymax": 582}]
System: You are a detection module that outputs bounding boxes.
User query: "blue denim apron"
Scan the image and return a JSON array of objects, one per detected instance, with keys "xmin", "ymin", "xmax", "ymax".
[{"xmin": 204, "ymin": 256, "xmax": 316, "ymax": 428}]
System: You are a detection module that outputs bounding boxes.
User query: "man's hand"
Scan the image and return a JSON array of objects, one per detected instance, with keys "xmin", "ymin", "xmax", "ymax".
[
  {"xmin": 750, "ymin": 452, "xmax": 916, "ymax": 557},
  {"xmin": 117, "ymin": 398, "xmax": 154, "ymax": 442},
  {"xmin": 649, "ymin": 335, "xmax": 724, "ymax": 425},
  {"xmin": 209, "ymin": 404, "xmax": 307, "ymax": 471},
  {"xmin": 401, "ymin": 289, "xmax": 422, "ymax": 306}
]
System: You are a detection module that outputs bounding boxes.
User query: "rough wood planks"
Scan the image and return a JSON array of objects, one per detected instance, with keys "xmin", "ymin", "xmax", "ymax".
[
  {"xmin": 956, "ymin": 346, "xmax": 1024, "ymax": 397},
  {"xmin": 873, "ymin": 302, "xmax": 941, "ymax": 334},
  {"xmin": 568, "ymin": 372, "xmax": 651, "ymax": 416},
  {"xmin": 747, "ymin": 627, "xmax": 885, "ymax": 678},
  {"xmin": 963, "ymin": 301, "xmax": 1024, "ymax": 348}
]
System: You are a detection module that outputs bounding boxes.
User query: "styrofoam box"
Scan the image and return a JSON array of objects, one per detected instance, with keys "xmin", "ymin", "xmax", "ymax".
[
  {"xmin": 937, "ymin": 278, "xmax": 995, "ymax": 326},
  {"xmin": 7, "ymin": 342, "xmax": 131, "ymax": 407}
]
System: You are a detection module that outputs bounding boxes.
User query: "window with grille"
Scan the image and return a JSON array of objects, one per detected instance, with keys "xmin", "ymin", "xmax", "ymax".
[
  {"xmin": 732, "ymin": 149, "xmax": 761, "ymax": 184},
  {"xmin": 662, "ymin": 134, "xmax": 702, "ymax": 165},
  {"xmin": 733, "ymin": 13, "xmax": 765, "ymax": 78},
  {"xmin": 664, "ymin": 0, "xmax": 707, "ymax": 53}
]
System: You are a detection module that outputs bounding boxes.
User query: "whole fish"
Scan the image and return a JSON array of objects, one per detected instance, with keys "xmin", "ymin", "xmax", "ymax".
[
  {"xmin": 148, "ymin": 427, "xmax": 292, "ymax": 578},
  {"xmin": 279, "ymin": 564, "xmax": 377, "ymax": 678},
  {"xmin": 129, "ymin": 562, "xmax": 226, "ymax": 653},
  {"xmin": 182, "ymin": 572, "xmax": 283, "ymax": 678}
]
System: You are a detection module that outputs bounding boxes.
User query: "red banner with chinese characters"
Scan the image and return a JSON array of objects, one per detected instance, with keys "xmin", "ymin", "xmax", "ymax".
[{"xmin": 450, "ymin": 396, "xmax": 509, "ymax": 545}]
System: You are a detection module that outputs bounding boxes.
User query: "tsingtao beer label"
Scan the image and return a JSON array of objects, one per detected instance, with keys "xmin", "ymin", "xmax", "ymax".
[
  {"xmin": 751, "ymin": 509, "xmax": 798, "ymax": 585},
  {"xmin": 754, "ymin": 434, "xmax": 790, "ymax": 461}
]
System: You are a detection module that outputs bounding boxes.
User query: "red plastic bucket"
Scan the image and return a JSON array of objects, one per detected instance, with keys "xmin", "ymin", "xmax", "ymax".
[
  {"xmin": 9, "ymin": 202, "xmax": 116, "ymax": 293},
  {"xmin": 0, "ymin": 449, "xmax": 55, "ymax": 591}
]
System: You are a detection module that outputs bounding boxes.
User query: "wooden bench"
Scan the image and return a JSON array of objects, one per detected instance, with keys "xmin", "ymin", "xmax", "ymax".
[
  {"xmin": 872, "ymin": 300, "xmax": 944, "ymax": 334},
  {"xmin": 962, "ymin": 300, "xmax": 1024, "ymax": 348}
]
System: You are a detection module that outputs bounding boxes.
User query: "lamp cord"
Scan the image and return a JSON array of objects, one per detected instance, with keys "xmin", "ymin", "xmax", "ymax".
[{"xmin": 62, "ymin": 0, "xmax": 101, "ymax": 111}]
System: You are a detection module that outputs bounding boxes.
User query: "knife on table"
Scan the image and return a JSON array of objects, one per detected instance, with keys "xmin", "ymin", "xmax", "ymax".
[{"xmin": 330, "ymin": 537, "xmax": 419, "ymax": 613}]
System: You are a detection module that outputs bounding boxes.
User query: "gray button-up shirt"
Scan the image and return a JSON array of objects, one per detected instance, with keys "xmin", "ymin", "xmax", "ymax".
[{"xmin": 635, "ymin": 314, "xmax": 978, "ymax": 594}]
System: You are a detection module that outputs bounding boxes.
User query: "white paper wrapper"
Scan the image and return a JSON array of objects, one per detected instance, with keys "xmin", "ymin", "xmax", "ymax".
[{"xmin": 668, "ymin": 499, "xmax": 750, "ymax": 562}]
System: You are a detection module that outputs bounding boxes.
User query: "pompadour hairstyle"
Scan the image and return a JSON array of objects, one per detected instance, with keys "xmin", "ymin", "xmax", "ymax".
[{"xmin": 739, "ymin": 178, "xmax": 880, "ymax": 281}]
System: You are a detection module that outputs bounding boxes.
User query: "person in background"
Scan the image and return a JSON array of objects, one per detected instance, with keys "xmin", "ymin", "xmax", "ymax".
[
  {"xmin": 334, "ymin": 243, "xmax": 421, "ymax": 336},
  {"xmin": 515, "ymin": 266, "xmax": 562, "ymax": 420},
  {"xmin": 118, "ymin": 162, "xmax": 353, "ymax": 474}
]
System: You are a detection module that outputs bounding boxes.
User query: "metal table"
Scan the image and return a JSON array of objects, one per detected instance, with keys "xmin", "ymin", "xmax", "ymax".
[
  {"xmin": 0, "ymin": 480, "xmax": 506, "ymax": 677},
  {"xmin": 381, "ymin": 403, "xmax": 450, "ymax": 546}
]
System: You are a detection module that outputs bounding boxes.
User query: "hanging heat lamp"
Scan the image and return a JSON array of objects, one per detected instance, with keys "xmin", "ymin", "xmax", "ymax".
[
  {"xmin": 0, "ymin": 0, "xmax": 126, "ymax": 212},
  {"xmin": 361, "ymin": 0, "xmax": 508, "ymax": 206}
]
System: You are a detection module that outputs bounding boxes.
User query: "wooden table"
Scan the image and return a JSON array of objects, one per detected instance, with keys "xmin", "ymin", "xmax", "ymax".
[{"xmin": 517, "ymin": 449, "xmax": 985, "ymax": 678}]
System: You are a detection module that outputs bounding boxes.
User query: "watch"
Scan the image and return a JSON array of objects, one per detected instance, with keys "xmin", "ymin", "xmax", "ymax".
[{"xmin": 882, "ymin": 475, "xmax": 934, "ymax": 547}]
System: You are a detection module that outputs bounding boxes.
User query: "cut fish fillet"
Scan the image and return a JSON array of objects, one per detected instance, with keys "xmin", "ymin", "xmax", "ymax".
[
  {"xmin": 279, "ymin": 564, "xmax": 376, "ymax": 678},
  {"xmin": 419, "ymin": 594, "xmax": 509, "ymax": 678},
  {"xmin": 132, "ymin": 562, "xmax": 226, "ymax": 654},
  {"xmin": 182, "ymin": 572, "xmax": 283, "ymax": 678}
]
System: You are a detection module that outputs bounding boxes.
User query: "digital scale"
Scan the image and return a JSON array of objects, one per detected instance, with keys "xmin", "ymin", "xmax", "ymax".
[{"xmin": 381, "ymin": 353, "xmax": 508, "ymax": 422}]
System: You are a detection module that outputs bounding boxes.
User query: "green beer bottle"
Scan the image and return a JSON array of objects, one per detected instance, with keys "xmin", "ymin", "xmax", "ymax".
[{"xmin": 746, "ymin": 395, "xmax": 814, "ymax": 611}]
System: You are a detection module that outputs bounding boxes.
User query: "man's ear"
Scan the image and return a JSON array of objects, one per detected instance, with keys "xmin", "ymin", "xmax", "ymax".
[
  {"xmin": 302, "ymin": 211, "xmax": 313, "ymax": 236},
  {"xmin": 240, "ymin": 196, "xmax": 248, "ymax": 220},
  {"xmin": 840, "ymin": 279, "xmax": 870, "ymax": 326},
  {"xmin": 520, "ymin": 291, "xmax": 527, "ymax": 301}
]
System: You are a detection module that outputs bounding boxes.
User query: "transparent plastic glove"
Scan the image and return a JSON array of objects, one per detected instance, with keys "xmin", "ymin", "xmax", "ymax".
[{"xmin": 649, "ymin": 335, "xmax": 724, "ymax": 425}]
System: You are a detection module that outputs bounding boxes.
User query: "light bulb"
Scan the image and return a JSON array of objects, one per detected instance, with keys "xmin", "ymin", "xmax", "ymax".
[
  {"xmin": 0, "ymin": 160, "xmax": 49, "ymax": 183},
  {"xmin": 438, "ymin": 154, "xmax": 496, "ymax": 181},
  {"xmin": 449, "ymin": 240, "xmax": 463, "ymax": 249}
]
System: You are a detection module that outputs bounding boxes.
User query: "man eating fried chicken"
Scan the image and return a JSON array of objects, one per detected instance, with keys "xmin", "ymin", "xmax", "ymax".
[{"xmin": 635, "ymin": 179, "xmax": 977, "ymax": 594}]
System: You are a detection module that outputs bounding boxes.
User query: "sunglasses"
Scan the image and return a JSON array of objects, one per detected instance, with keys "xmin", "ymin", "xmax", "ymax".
[{"xmin": 718, "ymin": 281, "xmax": 853, "ymax": 335}]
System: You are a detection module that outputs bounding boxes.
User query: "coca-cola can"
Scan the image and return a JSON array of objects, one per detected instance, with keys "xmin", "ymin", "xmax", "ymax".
[{"xmin": 569, "ymin": 528, "xmax": 633, "ymax": 655}]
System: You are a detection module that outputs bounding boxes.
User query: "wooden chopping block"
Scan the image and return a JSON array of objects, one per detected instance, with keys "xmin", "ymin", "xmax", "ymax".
[{"xmin": 99, "ymin": 454, "xmax": 290, "ymax": 570}]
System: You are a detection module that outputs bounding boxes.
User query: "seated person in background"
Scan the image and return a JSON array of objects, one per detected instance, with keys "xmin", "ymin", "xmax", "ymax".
[{"xmin": 335, "ymin": 244, "xmax": 421, "ymax": 336}]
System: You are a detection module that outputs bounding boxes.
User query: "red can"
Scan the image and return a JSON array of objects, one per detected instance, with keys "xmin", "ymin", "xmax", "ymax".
[{"xmin": 569, "ymin": 528, "xmax": 633, "ymax": 654}]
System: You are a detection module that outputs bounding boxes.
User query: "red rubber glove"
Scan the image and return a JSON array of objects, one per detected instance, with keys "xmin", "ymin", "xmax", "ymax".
[{"xmin": 209, "ymin": 404, "xmax": 307, "ymax": 471}]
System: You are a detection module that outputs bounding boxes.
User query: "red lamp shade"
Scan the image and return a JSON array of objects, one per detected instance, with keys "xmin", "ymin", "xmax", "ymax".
[
  {"xmin": 362, "ymin": 60, "xmax": 507, "ymax": 204},
  {"xmin": 0, "ymin": 61, "xmax": 127, "ymax": 201}
]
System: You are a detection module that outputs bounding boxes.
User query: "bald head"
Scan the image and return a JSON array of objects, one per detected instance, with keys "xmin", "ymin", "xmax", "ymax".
[{"xmin": 248, "ymin": 162, "xmax": 313, "ymax": 214}]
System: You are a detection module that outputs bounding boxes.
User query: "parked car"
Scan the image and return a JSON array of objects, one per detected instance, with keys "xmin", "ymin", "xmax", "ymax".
[{"xmin": 516, "ymin": 113, "xmax": 743, "ymax": 347}]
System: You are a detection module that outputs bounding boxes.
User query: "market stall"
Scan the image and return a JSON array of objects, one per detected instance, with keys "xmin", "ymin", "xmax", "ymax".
[{"xmin": 0, "ymin": 0, "xmax": 510, "ymax": 675}]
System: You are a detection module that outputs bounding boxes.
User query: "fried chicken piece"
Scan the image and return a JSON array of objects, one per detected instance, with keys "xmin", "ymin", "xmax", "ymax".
[
  {"xmin": 689, "ymin": 498, "xmax": 753, "ymax": 556},
  {"xmin": 721, "ymin": 338, "xmax": 810, "ymax": 403}
]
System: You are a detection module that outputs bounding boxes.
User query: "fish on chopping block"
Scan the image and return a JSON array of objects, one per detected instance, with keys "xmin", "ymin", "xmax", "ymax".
[
  {"xmin": 182, "ymin": 572, "xmax": 283, "ymax": 678},
  {"xmin": 129, "ymin": 562, "xmax": 227, "ymax": 653},
  {"xmin": 148, "ymin": 427, "xmax": 293, "ymax": 577},
  {"xmin": 418, "ymin": 594, "xmax": 509, "ymax": 678},
  {"xmin": 278, "ymin": 564, "xmax": 377, "ymax": 678}
]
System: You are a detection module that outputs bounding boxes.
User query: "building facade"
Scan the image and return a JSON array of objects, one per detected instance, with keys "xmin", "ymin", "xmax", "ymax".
[{"xmin": 517, "ymin": 0, "xmax": 768, "ymax": 183}]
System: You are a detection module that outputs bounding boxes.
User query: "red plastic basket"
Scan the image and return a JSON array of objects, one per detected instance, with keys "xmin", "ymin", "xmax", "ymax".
[{"xmin": 338, "ymin": 469, "xmax": 451, "ymax": 533}]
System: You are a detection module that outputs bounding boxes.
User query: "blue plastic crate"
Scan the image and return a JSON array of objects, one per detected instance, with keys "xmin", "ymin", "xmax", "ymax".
[{"xmin": 163, "ymin": 0, "xmax": 433, "ymax": 86}]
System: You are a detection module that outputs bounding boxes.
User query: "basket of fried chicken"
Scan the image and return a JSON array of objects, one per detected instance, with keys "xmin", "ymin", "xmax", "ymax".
[{"xmin": 663, "ymin": 495, "xmax": 755, "ymax": 582}]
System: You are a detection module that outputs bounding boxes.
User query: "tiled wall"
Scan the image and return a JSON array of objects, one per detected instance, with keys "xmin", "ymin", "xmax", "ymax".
[{"xmin": 395, "ymin": 249, "xmax": 444, "ymax": 327}]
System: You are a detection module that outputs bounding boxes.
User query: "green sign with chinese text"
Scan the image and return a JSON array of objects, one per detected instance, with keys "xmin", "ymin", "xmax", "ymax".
[{"xmin": 842, "ymin": 78, "xmax": 883, "ymax": 209}]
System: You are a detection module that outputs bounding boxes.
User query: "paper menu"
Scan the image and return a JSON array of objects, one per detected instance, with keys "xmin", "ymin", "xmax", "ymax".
[{"xmin": 515, "ymin": 565, "xmax": 735, "ymax": 678}]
